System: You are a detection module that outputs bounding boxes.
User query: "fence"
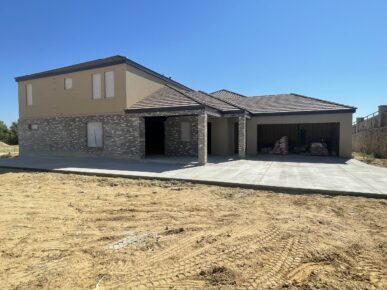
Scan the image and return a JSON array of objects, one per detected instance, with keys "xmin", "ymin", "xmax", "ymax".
[
  {"xmin": 352, "ymin": 105, "xmax": 387, "ymax": 158},
  {"xmin": 353, "ymin": 105, "xmax": 387, "ymax": 134}
]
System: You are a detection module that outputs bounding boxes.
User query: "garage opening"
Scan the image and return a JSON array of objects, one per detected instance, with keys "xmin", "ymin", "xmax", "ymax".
[
  {"xmin": 145, "ymin": 117, "xmax": 166, "ymax": 155},
  {"xmin": 257, "ymin": 123, "xmax": 340, "ymax": 156}
]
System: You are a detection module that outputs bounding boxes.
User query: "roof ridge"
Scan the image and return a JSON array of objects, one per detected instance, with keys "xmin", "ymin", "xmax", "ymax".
[
  {"xmin": 212, "ymin": 89, "xmax": 248, "ymax": 98},
  {"xmin": 250, "ymin": 93, "xmax": 292, "ymax": 98},
  {"xmin": 199, "ymin": 90, "xmax": 245, "ymax": 112},
  {"xmin": 165, "ymin": 84, "xmax": 210, "ymax": 109},
  {"xmin": 290, "ymin": 93, "xmax": 357, "ymax": 110}
]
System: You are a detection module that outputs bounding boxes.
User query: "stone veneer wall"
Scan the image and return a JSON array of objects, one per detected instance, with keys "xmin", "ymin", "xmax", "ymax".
[
  {"xmin": 352, "ymin": 126, "xmax": 387, "ymax": 158},
  {"xmin": 165, "ymin": 115, "xmax": 198, "ymax": 156},
  {"xmin": 19, "ymin": 114, "xmax": 145, "ymax": 158}
]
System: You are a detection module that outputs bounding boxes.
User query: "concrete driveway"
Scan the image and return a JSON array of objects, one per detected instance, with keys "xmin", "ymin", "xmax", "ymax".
[{"xmin": 0, "ymin": 155, "xmax": 386, "ymax": 197}]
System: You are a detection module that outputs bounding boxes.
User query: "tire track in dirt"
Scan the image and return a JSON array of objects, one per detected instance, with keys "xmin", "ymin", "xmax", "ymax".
[
  {"xmin": 105, "ymin": 223, "xmax": 255, "ymax": 275},
  {"xmin": 241, "ymin": 235, "xmax": 305, "ymax": 289},
  {"xmin": 106, "ymin": 226, "xmax": 282, "ymax": 289}
]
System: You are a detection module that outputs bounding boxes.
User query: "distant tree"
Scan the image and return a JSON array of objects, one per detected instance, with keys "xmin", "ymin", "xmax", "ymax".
[
  {"xmin": 7, "ymin": 121, "xmax": 18, "ymax": 145},
  {"xmin": 0, "ymin": 121, "xmax": 9, "ymax": 143}
]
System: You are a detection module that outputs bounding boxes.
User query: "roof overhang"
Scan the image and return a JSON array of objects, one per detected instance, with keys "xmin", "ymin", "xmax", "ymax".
[
  {"xmin": 125, "ymin": 105, "xmax": 222, "ymax": 117},
  {"xmin": 251, "ymin": 108, "xmax": 356, "ymax": 117},
  {"xmin": 14, "ymin": 55, "xmax": 191, "ymax": 90}
]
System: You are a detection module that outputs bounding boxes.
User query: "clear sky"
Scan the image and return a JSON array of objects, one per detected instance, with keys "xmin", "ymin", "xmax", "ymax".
[{"xmin": 1, "ymin": 0, "xmax": 386, "ymax": 126}]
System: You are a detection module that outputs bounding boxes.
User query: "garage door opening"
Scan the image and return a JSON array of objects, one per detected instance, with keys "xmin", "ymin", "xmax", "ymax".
[
  {"xmin": 257, "ymin": 123, "xmax": 340, "ymax": 156},
  {"xmin": 145, "ymin": 117, "xmax": 166, "ymax": 156}
]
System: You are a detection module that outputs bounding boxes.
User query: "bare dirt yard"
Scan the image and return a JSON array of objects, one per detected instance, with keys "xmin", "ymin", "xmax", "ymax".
[
  {"xmin": 353, "ymin": 152, "xmax": 387, "ymax": 168},
  {"xmin": 0, "ymin": 169, "xmax": 386, "ymax": 290},
  {"xmin": 0, "ymin": 143, "xmax": 18, "ymax": 158}
]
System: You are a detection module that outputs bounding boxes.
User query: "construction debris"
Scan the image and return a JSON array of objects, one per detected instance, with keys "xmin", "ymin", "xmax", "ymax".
[
  {"xmin": 310, "ymin": 142, "xmax": 329, "ymax": 156},
  {"xmin": 109, "ymin": 231, "xmax": 153, "ymax": 250},
  {"xmin": 270, "ymin": 136, "xmax": 289, "ymax": 155}
]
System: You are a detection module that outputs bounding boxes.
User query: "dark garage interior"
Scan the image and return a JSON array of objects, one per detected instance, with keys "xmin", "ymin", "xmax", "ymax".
[
  {"xmin": 257, "ymin": 123, "xmax": 340, "ymax": 156},
  {"xmin": 145, "ymin": 117, "xmax": 166, "ymax": 155}
]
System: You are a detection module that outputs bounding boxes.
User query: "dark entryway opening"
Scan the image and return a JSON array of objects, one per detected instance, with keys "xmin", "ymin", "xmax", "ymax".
[
  {"xmin": 234, "ymin": 122, "xmax": 239, "ymax": 154},
  {"xmin": 257, "ymin": 123, "xmax": 340, "ymax": 156},
  {"xmin": 145, "ymin": 117, "xmax": 166, "ymax": 155},
  {"xmin": 207, "ymin": 122, "xmax": 212, "ymax": 154}
]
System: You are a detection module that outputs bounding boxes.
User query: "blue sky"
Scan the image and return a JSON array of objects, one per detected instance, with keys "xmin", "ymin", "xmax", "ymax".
[{"xmin": 1, "ymin": 0, "xmax": 386, "ymax": 126}]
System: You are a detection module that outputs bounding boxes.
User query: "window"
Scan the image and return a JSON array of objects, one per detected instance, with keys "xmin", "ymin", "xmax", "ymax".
[
  {"xmin": 181, "ymin": 122, "xmax": 191, "ymax": 142},
  {"xmin": 28, "ymin": 124, "xmax": 38, "ymax": 130},
  {"xmin": 105, "ymin": 71, "xmax": 114, "ymax": 98},
  {"xmin": 87, "ymin": 122, "xmax": 103, "ymax": 147},
  {"xmin": 92, "ymin": 74, "xmax": 102, "ymax": 99},
  {"xmin": 64, "ymin": 78, "xmax": 73, "ymax": 90},
  {"xmin": 26, "ymin": 83, "xmax": 33, "ymax": 106}
]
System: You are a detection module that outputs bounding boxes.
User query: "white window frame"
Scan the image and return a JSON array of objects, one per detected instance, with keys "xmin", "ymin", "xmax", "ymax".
[
  {"xmin": 105, "ymin": 71, "xmax": 115, "ymax": 98},
  {"xmin": 87, "ymin": 122, "xmax": 103, "ymax": 148},
  {"xmin": 64, "ymin": 78, "xmax": 73, "ymax": 90},
  {"xmin": 26, "ymin": 83, "xmax": 33, "ymax": 106},
  {"xmin": 181, "ymin": 122, "xmax": 191, "ymax": 142},
  {"xmin": 92, "ymin": 73, "xmax": 102, "ymax": 99}
]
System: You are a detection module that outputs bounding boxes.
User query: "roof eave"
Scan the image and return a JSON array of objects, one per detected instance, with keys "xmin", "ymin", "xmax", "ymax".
[
  {"xmin": 14, "ymin": 56, "xmax": 191, "ymax": 91},
  {"xmin": 15, "ymin": 57, "xmax": 126, "ymax": 82},
  {"xmin": 125, "ymin": 105, "xmax": 204, "ymax": 114},
  {"xmin": 251, "ymin": 108, "xmax": 356, "ymax": 117}
]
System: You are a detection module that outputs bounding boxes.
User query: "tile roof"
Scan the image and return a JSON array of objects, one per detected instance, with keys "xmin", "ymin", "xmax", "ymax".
[
  {"xmin": 127, "ymin": 85, "xmax": 241, "ymax": 113},
  {"xmin": 127, "ymin": 86, "xmax": 201, "ymax": 111},
  {"xmin": 15, "ymin": 55, "xmax": 355, "ymax": 116},
  {"xmin": 183, "ymin": 90, "xmax": 240, "ymax": 112},
  {"xmin": 212, "ymin": 89, "xmax": 356, "ymax": 115}
]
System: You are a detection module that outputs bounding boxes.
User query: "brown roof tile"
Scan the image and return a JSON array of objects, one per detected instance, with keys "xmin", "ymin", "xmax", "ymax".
[
  {"xmin": 212, "ymin": 90, "xmax": 356, "ymax": 115},
  {"xmin": 128, "ymin": 86, "xmax": 201, "ymax": 111}
]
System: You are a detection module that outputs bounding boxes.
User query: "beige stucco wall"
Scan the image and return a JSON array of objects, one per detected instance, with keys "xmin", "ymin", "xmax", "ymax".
[
  {"xmin": 208, "ymin": 117, "xmax": 237, "ymax": 155},
  {"xmin": 125, "ymin": 64, "xmax": 165, "ymax": 107},
  {"xmin": 246, "ymin": 113, "xmax": 353, "ymax": 158},
  {"xmin": 18, "ymin": 63, "xmax": 169, "ymax": 120},
  {"xmin": 18, "ymin": 63, "xmax": 128, "ymax": 119}
]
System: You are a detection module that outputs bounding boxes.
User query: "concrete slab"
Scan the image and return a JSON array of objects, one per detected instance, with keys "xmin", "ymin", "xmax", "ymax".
[{"xmin": 0, "ymin": 155, "xmax": 386, "ymax": 198}]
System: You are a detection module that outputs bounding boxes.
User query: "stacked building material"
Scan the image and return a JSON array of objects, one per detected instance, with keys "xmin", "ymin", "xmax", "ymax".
[
  {"xmin": 270, "ymin": 136, "xmax": 289, "ymax": 155},
  {"xmin": 310, "ymin": 142, "xmax": 329, "ymax": 156},
  {"xmin": 280, "ymin": 136, "xmax": 289, "ymax": 154}
]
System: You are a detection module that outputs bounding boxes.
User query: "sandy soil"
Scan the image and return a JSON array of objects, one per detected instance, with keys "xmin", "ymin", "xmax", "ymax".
[
  {"xmin": 0, "ymin": 143, "xmax": 18, "ymax": 158},
  {"xmin": 0, "ymin": 169, "xmax": 386, "ymax": 290},
  {"xmin": 353, "ymin": 152, "xmax": 387, "ymax": 168}
]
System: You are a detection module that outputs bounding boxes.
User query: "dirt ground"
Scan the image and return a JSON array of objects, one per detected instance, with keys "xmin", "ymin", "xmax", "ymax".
[
  {"xmin": 353, "ymin": 152, "xmax": 387, "ymax": 168},
  {"xmin": 0, "ymin": 169, "xmax": 386, "ymax": 290},
  {"xmin": 0, "ymin": 143, "xmax": 18, "ymax": 158}
]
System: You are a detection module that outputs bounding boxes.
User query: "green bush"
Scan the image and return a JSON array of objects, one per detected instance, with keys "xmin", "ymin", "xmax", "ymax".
[{"xmin": 0, "ymin": 120, "xmax": 18, "ymax": 145}]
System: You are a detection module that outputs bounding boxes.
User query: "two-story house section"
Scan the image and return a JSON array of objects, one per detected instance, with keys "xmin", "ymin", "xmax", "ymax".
[{"xmin": 16, "ymin": 56, "xmax": 356, "ymax": 164}]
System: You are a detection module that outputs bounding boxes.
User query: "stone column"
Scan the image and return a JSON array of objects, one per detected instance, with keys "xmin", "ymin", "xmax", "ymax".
[
  {"xmin": 378, "ymin": 105, "xmax": 387, "ymax": 127},
  {"xmin": 198, "ymin": 113, "xmax": 207, "ymax": 165},
  {"xmin": 238, "ymin": 116, "xmax": 246, "ymax": 158},
  {"xmin": 138, "ymin": 117, "xmax": 146, "ymax": 159}
]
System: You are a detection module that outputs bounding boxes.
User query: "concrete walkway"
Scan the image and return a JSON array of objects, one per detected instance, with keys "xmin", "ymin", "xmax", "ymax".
[{"xmin": 0, "ymin": 155, "xmax": 386, "ymax": 198}]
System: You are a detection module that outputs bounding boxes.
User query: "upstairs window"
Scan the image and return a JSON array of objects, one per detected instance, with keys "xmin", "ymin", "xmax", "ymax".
[
  {"xmin": 92, "ymin": 73, "xmax": 102, "ymax": 99},
  {"xmin": 64, "ymin": 78, "xmax": 73, "ymax": 90},
  {"xmin": 105, "ymin": 71, "xmax": 114, "ymax": 98},
  {"xmin": 181, "ymin": 122, "xmax": 191, "ymax": 142},
  {"xmin": 87, "ymin": 122, "xmax": 103, "ymax": 147},
  {"xmin": 26, "ymin": 83, "xmax": 33, "ymax": 106}
]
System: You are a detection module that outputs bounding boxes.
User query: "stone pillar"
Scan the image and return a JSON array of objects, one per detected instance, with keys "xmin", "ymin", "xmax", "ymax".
[
  {"xmin": 378, "ymin": 105, "xmax": 387, "ymax": 127},
  {"xmin": 238, "ymin": 116, "xmax": 246, "ymax": 158},
  {"xmin": 356, "ymin": 117, "xmax": 364, "ymax": 133},
  {"xmin": 198, "ymin": 113, "xmax": 208, "ymax": 165},
  {"xmin": 138, "ymin": 117, "xmax": 146, "ymax": 159}
]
